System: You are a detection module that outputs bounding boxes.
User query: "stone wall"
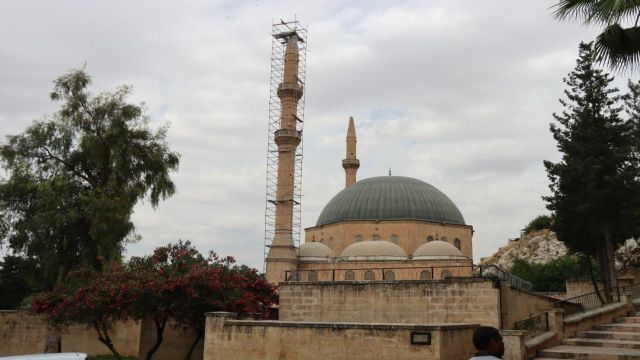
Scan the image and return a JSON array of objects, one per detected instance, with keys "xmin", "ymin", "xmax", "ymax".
[
  {"xmin": 500, "ymin": 285, "xmax": 557, "ymax": 330},
  {"xmin": 0, "ymin": 310, "xmax": 140, "ymax": 357},
  {"xmin": 278, "ymin": 278, "xmax": 501, "ymax": 328},
  {"xmin": 203, "ymin": 312, "xmax": 479, "ymax": 360},
  {"xmin": 138, "ymin": 318, "xmax": 203, "ymax": 360}
]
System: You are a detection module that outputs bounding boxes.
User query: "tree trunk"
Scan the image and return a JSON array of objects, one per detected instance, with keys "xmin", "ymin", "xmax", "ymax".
[
  {"xmin": 186, "ymin": 328, "xmax": 204, "ymax": 360},
  {"xmin": 43, "ymin": 325, "xmax": 61, "ymax": 353},
  {"xmin": 602, "ymin": 221, "xmax": 619, "ymax": 289},
  {"xmin": 93, "ymin": 320, "xmax": 122, "ymax": 359},
  {"xmin": 585, "ymin": 254, "xmax": 605, "ymax": 304},
  {"xmin": 145, "ymin": 317, "xmax": 167, "ymax": 360}
]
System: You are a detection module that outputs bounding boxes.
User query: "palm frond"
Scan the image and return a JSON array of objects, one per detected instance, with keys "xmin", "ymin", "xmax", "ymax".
[
  {"xmin": 554, "ymin": 0, "xmax": 640, "ymax": 25},
  {"xmin": 595, "ymin": 23, "xmax": 640, "ymax": 72}
]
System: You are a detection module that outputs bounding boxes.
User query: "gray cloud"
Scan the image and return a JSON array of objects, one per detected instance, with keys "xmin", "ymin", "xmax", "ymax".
[{"xmin": 1, "ymin": 0, "xmax": 635, "ymax": 269}]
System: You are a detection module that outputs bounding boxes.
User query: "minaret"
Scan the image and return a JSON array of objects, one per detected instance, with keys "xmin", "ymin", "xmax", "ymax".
[
  {"xmin": 342, "ymin": 116, "xmax": 360, "ymax": 187},
  {"xmin": 265, "ymin": 32, "xmax": 303, "ymax": 284}
]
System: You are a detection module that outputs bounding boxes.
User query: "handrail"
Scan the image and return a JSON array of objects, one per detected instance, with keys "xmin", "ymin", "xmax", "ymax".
[
  {"xmin": 475, "ymin": 265, "xmax": 533, "ymax": 291},
  {"xmin": 555, "ymin": 286, "xmax": 621, "ymax": 317},
  {"xmin": 514, "ymin": 311, "xmax": 549, "ymax": 339}
]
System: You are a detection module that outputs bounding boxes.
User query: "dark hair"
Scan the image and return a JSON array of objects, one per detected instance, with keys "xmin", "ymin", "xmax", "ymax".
[{"xmin": 472, "ymin": 326, "xmax": 501, "ymax": 350}]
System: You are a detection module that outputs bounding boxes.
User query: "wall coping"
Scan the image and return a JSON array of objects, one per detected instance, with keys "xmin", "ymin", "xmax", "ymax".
[
  {"xmin": 563, "ymin": 301, "xmax": 627, "ymax": 324},
  {"xmin": 212, "ymin": 319, "xmax": 480, "ymax": 331},
  {"xmin": 525, "ymin": 330, "xmax": 555, "ymax": 348}
]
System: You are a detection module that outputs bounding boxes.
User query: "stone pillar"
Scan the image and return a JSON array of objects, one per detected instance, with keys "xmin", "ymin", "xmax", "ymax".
[{"xmin": 500, "ymin": 330, "xmax": 526, "ymax": 360}]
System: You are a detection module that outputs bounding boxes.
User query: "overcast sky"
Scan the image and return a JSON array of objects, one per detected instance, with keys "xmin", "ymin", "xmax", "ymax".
[{"xmin": 1, "ymin": 0, "xmax": 635, "ymax": 270}]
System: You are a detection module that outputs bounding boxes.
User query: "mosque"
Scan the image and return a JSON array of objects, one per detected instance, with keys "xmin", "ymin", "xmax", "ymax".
[{"xmin": 264, "ymin": 27, "xmax": 474, "ymax": 286}]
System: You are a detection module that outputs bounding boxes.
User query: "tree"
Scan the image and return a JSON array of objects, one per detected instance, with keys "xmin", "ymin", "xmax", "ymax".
[
  {"xmin": 521, "ymin": 214, "xmax": 554, "ymax": 235},
  {"xmin": 0, "ymin": 255, "xmax": 38, "ymax": 309},
  {"xmin": 510, "ymin": 256, "xmax": 601, "ymax": 292},
  {"xmin": 32, "ymin": 264, "xmax": 135, "ymax": 359},
  {"xmin": 554, "ymin": 0, "xmax": 640, "ymax": 72},
  {"xmin": 0, "ymin": 68, "xmax": 179, "ymax": 286},
  {"xmin": 128, "ymin": 242, "xmax": 278, "ymax": 360},
  {"xmin": 0, "ymin": 68, "xmax": 180, "ymax": 351},
  {"xmin": 544, "ymin": 42, "xmax": 640, "ymax": 291}
]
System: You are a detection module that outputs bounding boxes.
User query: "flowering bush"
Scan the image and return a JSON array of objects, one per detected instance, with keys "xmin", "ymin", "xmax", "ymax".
[{"xmin": 33, "ymin": 241, "xmax": 277, "ymax": 360}]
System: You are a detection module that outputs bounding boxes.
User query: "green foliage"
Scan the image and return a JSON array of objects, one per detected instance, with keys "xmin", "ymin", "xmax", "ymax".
[
  {"xmin": 510, "ymin": 256, "xmax": 601, "ymax": 292},
  {"xmin": 554, "ymin": 0, "xmax": 640, "ymax": 72},
  {"xmin": 0, "ymin": 255, "xmax": 37, "ymax": 309},
  {"xmin": 34, "ymin": 241, "xmax": 278, "ymax": 360},
  {"xmin": 0, "ymin": 68, "xmax": 180, "ymax": 288},
  {"xmin": 522, "ymin": 215, "xmax": 553, "ymax": 235},
  {"xmin": 544, "ymin": 42, "xmax": 640, "ymax": 289}
]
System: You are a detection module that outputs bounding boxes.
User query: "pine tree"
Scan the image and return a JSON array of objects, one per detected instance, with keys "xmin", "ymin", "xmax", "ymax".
[{"xmin": 544, "ymin": 42, "xmax": 640, "ymax": 291}]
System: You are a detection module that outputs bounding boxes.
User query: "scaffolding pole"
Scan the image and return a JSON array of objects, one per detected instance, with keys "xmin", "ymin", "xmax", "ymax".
[{"xmin": 263, "ymin": 20, "xmax": 308, "ymax": 271}]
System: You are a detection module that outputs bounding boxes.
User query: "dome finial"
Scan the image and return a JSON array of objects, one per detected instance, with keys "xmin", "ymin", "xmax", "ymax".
[{"xmin": 388, "ymin": 168, "xmax": 392, "ymax": 176}]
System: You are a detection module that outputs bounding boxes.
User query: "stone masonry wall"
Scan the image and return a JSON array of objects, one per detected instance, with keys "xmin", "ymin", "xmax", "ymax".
[
  {"xmin": 138, "ymin": 318, "xmax": 203, "ymax": 360},
  {"xmin": 499, "ymin": 285, "xmax": 557, "ymax": 330},
  {"xmin": 278, "ymin": 278, "xmax": 501, "ymax": 328},
  {"xmin": 0, "ymin": 310, "xmax": 140, "ymax": 357},
  {"xmin": 203, "ymin": 312, "xmax": 479, "ymax": 360}
]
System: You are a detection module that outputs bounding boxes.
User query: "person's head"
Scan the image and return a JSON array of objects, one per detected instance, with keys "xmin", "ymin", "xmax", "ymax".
[{"xmin": 472, "ymin": 326, "xmax": 504, "ymax": 357}]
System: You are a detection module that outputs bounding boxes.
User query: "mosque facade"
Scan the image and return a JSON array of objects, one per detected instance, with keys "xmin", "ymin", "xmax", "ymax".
[{"xmin": 265, "ymin": 30, "xmax": 474, "ymax": 285}]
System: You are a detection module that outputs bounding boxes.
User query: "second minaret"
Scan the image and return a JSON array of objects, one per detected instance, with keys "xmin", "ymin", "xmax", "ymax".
[{"xmin": 342, "ymin": 116, "xmax": 360, "ymax": 187}]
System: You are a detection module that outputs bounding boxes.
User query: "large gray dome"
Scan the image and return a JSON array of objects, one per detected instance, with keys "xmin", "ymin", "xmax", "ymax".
[{"xmin": 316, "ymin": 176, "xmax": 465, "ymax": 226}]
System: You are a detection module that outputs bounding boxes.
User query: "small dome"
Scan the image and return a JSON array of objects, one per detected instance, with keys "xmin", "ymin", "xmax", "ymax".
[
  {"xmin": 341, "ymin": 240, "xmax": 407, "ymax": 259},
  {"xmin": 299, "ymin": 242, "xmax": 335, "ymax": 258},
  {"xmin": 413, "ymin": 240, "xmax": 465, "ymax": 258}
]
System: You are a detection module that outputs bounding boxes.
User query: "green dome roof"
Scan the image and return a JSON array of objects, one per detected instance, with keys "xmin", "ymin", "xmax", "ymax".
[{"xmin": 316, "ymin": 176, "xmax": 465, "ymax": 226}]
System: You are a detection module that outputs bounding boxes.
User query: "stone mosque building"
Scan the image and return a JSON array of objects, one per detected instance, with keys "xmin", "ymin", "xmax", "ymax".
[{"xmin": 265, "ymin": 30, "xmax": 474, "ymax": 286}]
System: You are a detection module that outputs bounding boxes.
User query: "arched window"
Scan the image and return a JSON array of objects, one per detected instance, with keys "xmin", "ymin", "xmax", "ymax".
[
  {"xmin": 286, "ymin": 271, "xmax": 300, "ymax": 281},
  {"xmin": 390, "ymin": 234, "xmax": 399, "ymax": 244},
  {"xmin": 441, "ymin": 270, "xmax": 452, "ymax": 279},
  {"xmin": 420, "ymin": 270, "xmax": 432, "ymax": 280},
  {"xmin": 307, "ymin": 271, "xmax": 318, "ymax": 282},
  {"xmin": 355, "ymin": 235, "xmax": 363, "ymax": 242},
  {"xmin": 427, "ymin": 236, "xmax": 434, "ymax": 243},
  {"xmin": 345, "ymin": 270, "xmax": 355, "ymax": 281},
  {"xmin": 454, "ymin": 238, "xmax": 461, "ymax": 250},
  {"xmin": 441, "ymin": 236, "xmax": 448, "ymax": 242},
  {"xmin": 383, "ymin": 270, "xmax": 395, "ymax": 280},
  {"xmin": 364, "ymin": 270, "xmax": 375, "ymax": 280},
  {"xmin": 372, "ymin": 233, "xmax": 380, "ymax": 241}
]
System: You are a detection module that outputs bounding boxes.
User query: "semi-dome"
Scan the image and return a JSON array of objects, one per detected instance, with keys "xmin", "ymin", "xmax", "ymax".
[
  {"xmin": 413, "ymin": 240, "xmax": 465, "ymax": 258},
  {"xmin": 340, "ymin": 240, "xmax": 407, "ymax": 259},
  {"xmin": 298, "ymin": 242, "xmax": 335, "ymax": 258},
  {"xmin": 316, "ymin": 176, "xmax": 465, "ymax": 226}
]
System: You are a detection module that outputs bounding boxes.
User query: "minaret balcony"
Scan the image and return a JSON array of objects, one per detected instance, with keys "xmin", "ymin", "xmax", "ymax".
[
  {"xmin": 342, "ymin": 158, "xmax": 360, "ymax": 169},
  {"xmin": 277, "ymin": 82, "xmax": 304, "ymax": 100},
  {"xmin": 274, "ymin": 129, "xmax": 302, "ymax": 146}
]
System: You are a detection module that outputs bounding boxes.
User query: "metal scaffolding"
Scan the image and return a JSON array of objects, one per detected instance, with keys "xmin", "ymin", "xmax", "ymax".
[{"xmin": 263, "ymin": 20, "xmax": 308, "ymax": 271}]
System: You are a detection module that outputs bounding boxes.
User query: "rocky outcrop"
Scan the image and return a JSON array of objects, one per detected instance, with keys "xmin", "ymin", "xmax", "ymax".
[{"xmin": 480, "ymin": 229, "xmax": 567, "ymax": 269}]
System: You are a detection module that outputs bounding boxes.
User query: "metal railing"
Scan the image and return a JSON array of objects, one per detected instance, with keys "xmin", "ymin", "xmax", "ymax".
[
  {"xmin": 475, "ymin": 265, "xmax": 533, "ymax": 291},
  {"xmin": 555, "ymin": 286, "xmax": 621, "ymax": 317},
  {"xmin": 623, "ymin": 283, "xmax": 640, "ymax": 299},
  {"xmin": 514, "ymin": 312, "xmax": 549, "ymax": 339}
]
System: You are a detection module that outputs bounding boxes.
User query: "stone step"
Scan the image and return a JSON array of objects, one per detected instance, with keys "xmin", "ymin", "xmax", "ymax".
[
  {"xmin": 596, "ymin": 323, "xmax": 640, "ymax": 332},
  {"xmin": 579, "ymin": 330, "xmax": 640, "ymax": 341},
  {"xmin": 616, "ymin": 317, "xmax": 640, "ymax": 324},
  {"xmin": 537, "ymin": 345, "xmax": 640, "ymax": 359},
  {"xmin": 563, "ymin": 337, "xmax": 640, "ymax": 349}
]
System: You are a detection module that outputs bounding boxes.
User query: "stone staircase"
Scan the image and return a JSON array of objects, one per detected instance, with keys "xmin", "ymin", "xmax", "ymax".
[{"xmin": 534, "ymin": 310, "xmax": 640, "ymax": 359}]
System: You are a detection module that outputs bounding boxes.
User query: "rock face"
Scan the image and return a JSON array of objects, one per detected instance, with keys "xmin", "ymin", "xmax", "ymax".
[
  {"xmin": 480, "ymin": 229, "xmax": 567, "ymax": 270},
  {"xmin": 481, "ymin": 229, "xmax": 639, "ymax": 271}
]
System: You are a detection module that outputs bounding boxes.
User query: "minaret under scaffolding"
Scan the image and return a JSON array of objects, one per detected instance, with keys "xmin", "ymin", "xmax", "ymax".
[
  {"xmin": 342, "ymin": 116, "xmax": 360, "ymax": 187},
  {"xmin": 265, "ymin": 26, "xmax": 305, "ymax": 284}
]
